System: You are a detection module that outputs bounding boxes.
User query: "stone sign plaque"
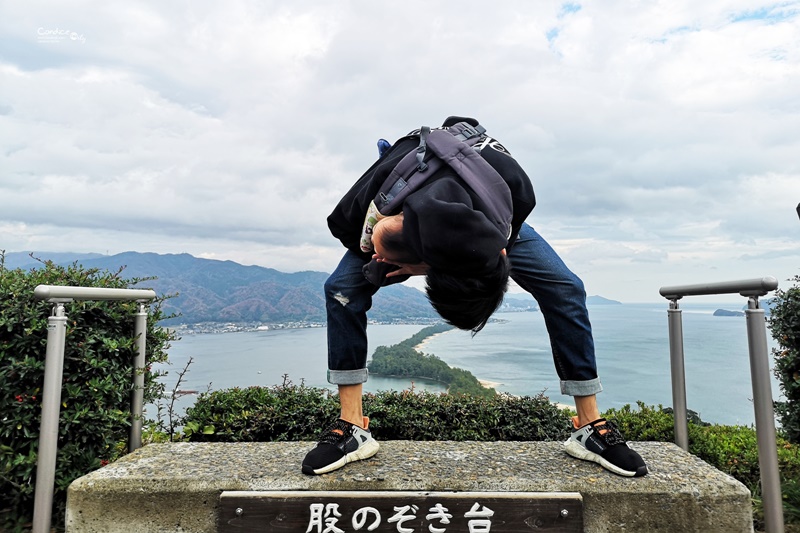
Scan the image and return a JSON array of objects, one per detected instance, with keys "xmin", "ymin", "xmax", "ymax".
[{"xmin": 219, "ymin": 491, "xmax": 583, "ymax": 533}]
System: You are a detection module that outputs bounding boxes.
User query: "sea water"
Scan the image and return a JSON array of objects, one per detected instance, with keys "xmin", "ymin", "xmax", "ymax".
[{"xmin": 153, "ymin": 302, "xmax": 780, "ymax": 426}]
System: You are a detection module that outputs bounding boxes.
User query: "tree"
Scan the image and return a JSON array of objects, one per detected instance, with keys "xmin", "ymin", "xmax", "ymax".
[
  {"xmin": 0, "ymin": 252, "xmax": 175, "ymax": 531},
  {"xmin": 769, "ymin": 274, "xmax": 800, "ymax": 443}
]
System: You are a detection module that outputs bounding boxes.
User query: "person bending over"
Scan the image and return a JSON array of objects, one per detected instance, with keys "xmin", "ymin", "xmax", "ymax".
[{"xmin": 301, "ymin": 117, "xmax": 647, "ymax": 478}]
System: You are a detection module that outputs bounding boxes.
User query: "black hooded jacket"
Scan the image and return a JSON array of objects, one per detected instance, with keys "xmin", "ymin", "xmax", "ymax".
[{"xmin": 327, "ymin": 117, "xmax": 536, "ymax": 274}]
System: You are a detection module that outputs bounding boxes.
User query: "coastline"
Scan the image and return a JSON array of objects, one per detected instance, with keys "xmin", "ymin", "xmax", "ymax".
[
  {"xmin": 478, "ymin": 378, "xmax": 575, "ymax": 411},
  {"xmin": 413, "ymin": 331, "xmax": 449, "ymax": 352},
  {"xmin": 415, "ymin": 330, "xmax": 575, "ymax": 412},
  {"xmin": 478, "ymin": 379, "xmax": 502, "ymax": 389}
]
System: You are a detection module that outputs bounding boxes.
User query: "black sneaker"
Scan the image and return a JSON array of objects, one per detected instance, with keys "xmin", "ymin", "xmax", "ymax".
[
  {"xmin": 564, "ymin": 416, "xmax": 648, "ymax": 477},
  {"xmin": 302, "ymin": 417, "xmax": 379, "ymax": 475}
]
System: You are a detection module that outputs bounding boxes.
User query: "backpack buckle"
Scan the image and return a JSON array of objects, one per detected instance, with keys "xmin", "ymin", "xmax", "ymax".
[
  {"xmin": 460, "ymin": 125, "xmax": 479, "ymax": 138},
  {"xmin": 452, "ymin": 123, "xmax": 485, "ymax": 141}
]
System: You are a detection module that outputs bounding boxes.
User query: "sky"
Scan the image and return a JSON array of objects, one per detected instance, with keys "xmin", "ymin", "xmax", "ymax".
[{"xmin": 1, "ymin": 1, "xmax": 798, "ymax": 303}]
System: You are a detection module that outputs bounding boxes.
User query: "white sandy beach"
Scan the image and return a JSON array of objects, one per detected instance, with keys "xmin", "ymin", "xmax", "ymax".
[
  {"xmin": 413, "ymin": 332, "xmax": 447, "ymax": 352},
  {"xmin": 478, "ymin": 379, "xmax": 502, "ymax": 389}
]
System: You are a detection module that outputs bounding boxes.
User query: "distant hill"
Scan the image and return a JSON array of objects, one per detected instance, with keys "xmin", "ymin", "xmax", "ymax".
[
  {"xmin": 712, "ymin": 298, "xmax": 778, "ymax": 318},
  {"xmin": 714, "ymin": 309, "xmax": 745, "ymax": 317},
  {"xmin": 587, "ymin": 295, "xmax": 622, "ymax": 305},
  {"xmin": 478, "ymin": 291, "xmax": 620, "ymax": 311},
  {"xmin": 2, "ymin": 251, "xmax": 623, "ymax": 324},
  {"xmin": 499, "ymin": 293, "xmax": 539, "ymax": 312},
  {"xmin": 3, "ymin": 251, "xmax": 437, "ymax": 325}
]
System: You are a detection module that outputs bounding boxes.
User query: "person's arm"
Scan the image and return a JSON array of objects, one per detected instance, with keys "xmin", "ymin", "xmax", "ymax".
[
  {"xmin": 373, "ymin": 254, "xmax": 429, "ymax": 278},
  {"xmin": 327, "ymin": 139, "xmax": 416, "ymax": 253}
]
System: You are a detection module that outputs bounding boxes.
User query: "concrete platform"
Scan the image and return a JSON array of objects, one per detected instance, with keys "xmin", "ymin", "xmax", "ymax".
[{"xmin": 66, "ymin": 441, "xmax": 753, "ymax": 532}]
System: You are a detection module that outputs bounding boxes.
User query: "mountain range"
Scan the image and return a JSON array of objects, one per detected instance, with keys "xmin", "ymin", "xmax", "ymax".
[{"xmin": 2, "ymin": 251, "xmax": 537, "ymax": 325}]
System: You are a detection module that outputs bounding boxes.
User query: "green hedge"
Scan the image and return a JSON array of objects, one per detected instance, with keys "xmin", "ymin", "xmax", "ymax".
[
  {"xmin": 182, "ymin": 379, "xmax": 340, "ymax": 442},
  {"xmin": 183, "ymin": 381, "xmax": 570, "ymax": 442},
  {"xmin": 0, "ymin": 255, "xmax": 175, "ymax": 532}
]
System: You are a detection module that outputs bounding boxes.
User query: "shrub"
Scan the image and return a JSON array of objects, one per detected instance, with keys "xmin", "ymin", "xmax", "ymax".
[
  {"xmin": 366, "ymin": 391, "xmax": 570, "ymax": 441},
  {"xmin": 770, "ymin": 274, "xmax": 800, "ymax": 444},
  {"xmin": 785, "ymin": 478, "xmax": 800, "ymax": 525},
  {"xmin": 182, "ymin": 377, "xmax": 339, "ymax": 442},
  {"xmin": 183, "ymin": 381, "xmax": 571, "ymax": 443},
  {"xmin": 0, "ymin": 253, "xmax": 175, "ymax": 531},
  {"xmin": 603, "ymin": 401, "xmax": 677, "ymax": 442}
]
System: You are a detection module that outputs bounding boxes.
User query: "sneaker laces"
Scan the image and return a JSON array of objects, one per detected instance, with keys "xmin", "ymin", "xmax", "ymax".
[
  {"xmin": 318, "ymin": 419, "xmax": 353, "ymax": 445},
  {"xmin": 592, "ymin": 419, "xmax": 626, "ymax": 447}
]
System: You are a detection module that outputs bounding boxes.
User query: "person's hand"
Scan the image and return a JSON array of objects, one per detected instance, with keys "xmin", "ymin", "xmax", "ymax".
[{"xmin": 372, "ymin": 254, "xmax": 429, "ymax": 278}]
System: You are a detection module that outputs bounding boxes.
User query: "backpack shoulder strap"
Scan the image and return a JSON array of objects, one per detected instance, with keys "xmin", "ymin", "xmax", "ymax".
[
  {"xmin": 424, "ymin": 126, "xmax": 514, "ymax": 240},
  {"xmin": 360, "ymin": 121, "xmax": 513, "ymax": 254},
  {"xmin": 374, "ymin": 122, "xmax": 488, "ymax": 214}
]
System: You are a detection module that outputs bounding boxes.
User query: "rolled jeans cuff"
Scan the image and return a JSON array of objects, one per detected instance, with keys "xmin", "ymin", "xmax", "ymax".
[
  {"xmin": 328, "ymin": 368, "xmax": 369, "ymax": 385},
  {"xmin": 560, "ymin": 377, "xmax": 603, "ymax": 397}
]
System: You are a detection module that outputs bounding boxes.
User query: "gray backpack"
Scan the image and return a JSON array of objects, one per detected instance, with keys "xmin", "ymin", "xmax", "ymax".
[
  {"xmin": 362, "ymin": 121, "xmax": 514, "ymax": 286},
  {"xmin": 375, "ymin": 121, "xmax": 513, "ymax": 239}
]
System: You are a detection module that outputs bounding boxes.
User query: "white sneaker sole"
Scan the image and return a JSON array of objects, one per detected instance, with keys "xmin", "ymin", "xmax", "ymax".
[
  {"xmin": 564, "ymin": 438, "xmax": 639, "ymax": 477},
  {"xmin": 312, "ymin": 439, "xmax": 380, "ymax": 475}
]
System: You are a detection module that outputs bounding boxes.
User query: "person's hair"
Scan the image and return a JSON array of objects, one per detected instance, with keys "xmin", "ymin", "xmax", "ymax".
[
  {"xmin": 374, "ymin": 219, "xmax": 421, "ymax": 264},
  {"xmin": 425, "ymin": 255, "xmax": 510, "ymax": 334}
]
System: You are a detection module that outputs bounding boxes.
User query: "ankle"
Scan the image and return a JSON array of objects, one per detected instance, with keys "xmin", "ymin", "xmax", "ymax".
[
  {"xmin": 340, "ymin": 415, "xmax": 368, "ymax": 429},
  {"xmin": 573, "ymin": 415, "xmax": 603, "ymax": 429},
  {"xmin": 574, "ymin": 396, "xmax": 601, "ymax": 428}
]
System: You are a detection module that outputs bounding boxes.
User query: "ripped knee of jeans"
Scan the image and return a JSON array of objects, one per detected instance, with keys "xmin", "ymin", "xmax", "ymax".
[{"xmin": 332, "ymin": 291, "xmax": 349, "ymax": 306}]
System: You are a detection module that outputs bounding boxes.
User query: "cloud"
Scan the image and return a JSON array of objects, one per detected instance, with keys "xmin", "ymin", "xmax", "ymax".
[{"xmin": 1, "ymin": 0, "xmax": 798, "ymax": 301}]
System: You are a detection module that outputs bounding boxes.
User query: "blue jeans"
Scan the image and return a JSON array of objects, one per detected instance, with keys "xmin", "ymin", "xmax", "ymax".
[{"xmin": 325, "ymin": 223, "xmax": 602, "ymax": 396}]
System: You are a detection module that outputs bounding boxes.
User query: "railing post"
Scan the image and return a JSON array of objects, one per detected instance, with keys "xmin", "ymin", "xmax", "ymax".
[
  {"xmin": 31, "ymin": 285, "xmax": 157, "ymax": 533},
  {"xmin": 129, "ymin": 302, "xmax": 148, "ymax": 452},
  {"xmin": 32, "ymin": 301, "xmax": 69, "ymax": 533},
  {"xmin": 666, "ymin": 299, "xmax": 689, "ymax": 451},
  {"xmin": 745, "ymin": 296, "xmax": 784, "ymax": 533},
  {"xmin": 660, "ymin": 278, "xmax": 782, "ymax": 532}
]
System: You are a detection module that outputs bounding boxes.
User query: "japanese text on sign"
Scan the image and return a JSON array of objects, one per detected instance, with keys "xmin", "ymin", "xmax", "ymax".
[{"xmin": 306, "ymin": 501, "xmax": 494, "ymax": 533}]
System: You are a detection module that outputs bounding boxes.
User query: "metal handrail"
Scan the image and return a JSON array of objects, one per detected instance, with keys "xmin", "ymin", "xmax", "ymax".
[
  {"xmin": 659, "ymin": 277, "xmax": 780, "ymax": 299},
  {"xmin": 659, "ymin": 276, "xmax": 783, "ymax": 533},
  {"xmin": 31, "ymin": 285, "xmax": 156, "ymax": 533}
]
